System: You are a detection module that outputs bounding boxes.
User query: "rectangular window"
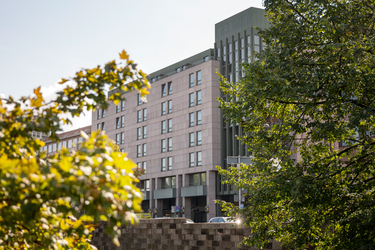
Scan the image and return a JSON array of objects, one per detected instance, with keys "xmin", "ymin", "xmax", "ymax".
[
  {"xmin": 197, "ymin": 151, "xmax": 202, "ymax": 166},
  {"xmin": 161, "ymin": 158, "xmax": 166, "ymax": 171},
  {"xmin": 168, "ymin": 138, "xmax": 172, "ymax": 152},
  {"xmin": 137, "ymin": 145, "xmax": 141, "ymax": 157},
  {"xmin": 116, "ymin": 103, "xmax": 120, "ymax": 113},
  {"xmin": 120, "ymin": 148, "xmax": 125, "ymax": 153},
  {"xmin": 161, "ymin": 139, "xmax": 166, "ymax": 153},
  {"xmin": 137, "ymin": 93, "xmax": 142, "ymax": 106},
  {"xmin": 229, "ymin": 43, "xmax": 232, "ymax": 53},
  {"xmin": 168, "ymin": 157, "xmax": 172, "ymax": 171},
  {"xmin": 142, "ymin": 161, "xmax": 147, "ymax": 174},
  {"xmin": 137, "ymin": 110, "xmax": 142, "ymax": 123},
  {"xmin": 68, "ymin": 140, "xmax": 72, "ymax": 148},
  {"xmin": 189, "ymin": 93, "xmax": 194, "ymax": 107},
  {"xmin": 162, "ymin": 84, "xmax": 166, "ymax": 97},
  {"xmin": 102, "ymin": 109, "xmax": 105, "ymax": 118},
  {"xmin": 143, "ymin": 126, "xmax": 147, "ymax": 139},
  {"xmin": 142, "ymin": 144, "xmax": 146, "ymax": 156},
  {"xmin": 196, "ymin": 91, "xmax": 201, "ymax": 105},
  {"xmin": 137, "ymin": 127, "xmax": 141, "ymax": 140},
  {"xmin": 168, "ymin": 100, "xmax": 172, "ymax": 113},
  {"xmin": 97, "ymin": 109, "xmax": 101, "ymax": 119},
  {"xmin": 161, "ymin": 120, "xmax": 166, "ymax": 134},
  {"xmin": 73, "ymin": 138, "xmax": 77, "ymax": 147},
  {"xmin": 116, "ymin": 133, "xmax": 120, "ymax": 145},
  {"xmin": 62, "ymin": 141, "xmax": 66, "ymax": 148},
  {"xmin": 121, "ymin": 100, "xmax": 125, "ymax": 111},
  {"xmin": 116, "ymin": 117, "xmax": 120, "ymax": 129},
  {"xmin": 143, "ymin": 108, "xmax": 147, "ymax": 121},
  {"xmin": 53, "ymin": 143, "xmax": 57, "ymax": 152},
  {"xmin": 97, "ymin": 123, "xmax": 101, "ymax": 130},
  {"xmin": 196, "ymin": 111, "xmax": 202, "ymax": 125},
  {"xmin": 58, "ymin": 142, "xmax": 62, "ymax": 150},
  {"xmin": 168, "ymin": 119, "xmax": 172, "ymax": 133},
  {"xmin": 48, "ymin": 144, "xmax": 52, "ymax": 152},
  {"xmin": 102, "ymin": 122, "xmax": 105, "ymax": 130},
  {"xmin": 196, "ymin": 71, "xmax": 201, "ymax": 85},
  {"xmin": 197, "ymin": 131, "xmax": 202, "ymax": 145},
  {"xmin": 235, "ymin": 40, "xmax": 238, "ymax": 51},
  {"xmin": 189, "ymin": 113, "xmax": 194, "ymax": 127},
  {"xmin": 241, "ymin": 38, "xmax": 245, "ymax": 48},
  {"xmin": 189, "ymin": 73, "xmax": 194, "ymax": 87},
  {"xmin": 121, "ymin": 115, "xmax": 125, "ymax": 127},
  {"xmin": 168, "ymin": 82, "xmax": 172, "ymax": 95},
  {"xmin": 121, "ymin": 132, "xmax": 124, "ymax": 144},
  {"xmin": 161, "ymin": 102, "xmax": 166, "ymax": 115},
  {"xmin": 189, "ymin": 132, "xmax": 194, "ymax": 147},
  {"xmin": 189, "ymin": 153, "xmax": 195, "ymax": 167}
]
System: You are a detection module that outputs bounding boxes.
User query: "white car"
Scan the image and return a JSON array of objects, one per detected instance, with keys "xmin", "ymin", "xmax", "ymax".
[{"xmin": 207, "ymin": 217, "xmax": 234, "ymax": 223}]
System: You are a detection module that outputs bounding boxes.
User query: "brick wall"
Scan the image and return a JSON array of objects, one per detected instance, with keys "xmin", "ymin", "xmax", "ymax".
[{"xmin": 91, "ymin": 218, "xmax": 283, "ymax": 250}]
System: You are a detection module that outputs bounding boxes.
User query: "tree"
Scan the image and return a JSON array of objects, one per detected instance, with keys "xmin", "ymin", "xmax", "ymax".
[
  {"xmin": 218, "ymin": 1, "xmax": 375, "ymax": 249},
  {"xmin": 0, "ymin": 50, "xmax": 150, "ymax": 249}
]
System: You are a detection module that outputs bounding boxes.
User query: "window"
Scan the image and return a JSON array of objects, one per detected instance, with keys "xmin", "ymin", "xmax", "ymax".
[
  {"xmin": 168, "ymin": 119, "xmax": 172, "ymax": 132},
  {"xmin": 168, "ymin": 157, "xmax": 172, "ymax": 170},
  {"xmin": 197, "ymin": 151, "xmax": 202, "ymax": 166},
  {"xmin": 189, "ymin": 93, "xmax": 194, "ymax": 107},
  {"xmin": 196, "ymin": 111, "xmax": 202, "ymax": 125},
  {"xmin": 142, "ymin": 161, "xmax": 147, "ymax": 174},
  {"xmin": 161, "ymin": 139, "xmax": 166, "ymax": 153},
  {"xmin": 241, "ymin": 38, "xmax": 245, "ymax": 48},
  {"xmin": 197, "ymin": 131, "xmax": 202, "ymax": 145},
  {"xmin": 162, "ymin": 84, "xmax": 166, "ymax": 97},
  {"xmin": 189, "ymin": 172, "xmax": 206, "ymax": 186},
  {"xmin": 161, "ymin": 158, "xmax": 166, "ymax": 171},
  {"xmin": 120, "ymin": 148, "xmax": 125, "ymax": 153},
  {"xmin": 97, "ymin": 123, "xmax": 101, "ymax": 130},
  {"xmin": 168, "ymin": 82, "xmax": 172, "ymax": 95},
  {"xmin": 254, "ymin": 35, "xmax": 260, "ymax": 53},
  {"xmin": 235, "ymin": 40, "xmax": 238, "ymax": 51},
  {"xmin": 116, "ymin": 117, "xmax": 120, "ymax": 129},
  {"xmin": 189, "ymin": 73, "xmax": 194, "ymax": 87},
  {"xmin": 137, "ymin": 93, "xmax": 142, "ymax": 105},
  {"xmin": 102, "ymin": 109, "xmax": 105, "ymax": 118},
  {"xmin": 196, "ymin": 71, "xmax": 201, "ymax": 85},
  {"xmin": 161, "ymin": 102, "xmax": 166, "ymax": 115},
  {"xmin": 116, "ymin": 133, "xmax": 120, "ymax": 145},
  {"xmin": 73, "ymin": 139, "xmax": 77, "ymax": 147},
  {"xmin": 137, "ymin": 110, "xmax": 142, "ymax": 123},
  {"xmin": 176, "ymin": 67, "xmax": 181, "ymax": 73},
  {"xmin": 196, "ymin": 91, "xmax": 201, "ymax": 105},
  {"xmin": 161, "ymin": 121, "xmax": 166, "ymax": 134},
  {"xmin": 143, "ymin": 108, "xmax": 147, "ymax": 121},
  {"xmin": 142, "ymin": 144, "xmax": 147, "ymax": 156},
  {"xmin": 121, "ymin": 116, "xmax": 125, "ymax": 127},
  {"xmin": 137, "ymin": 128, "xmax": 141, "ymax": 140},
  {"xmin": 137, "ymin": 145, "xmax": 141, "ymax": 157},
  {"xmin": 229, "ymin": 43, "xmax": 232, "ymax": 53},
  {"xmin": 121, "ymin": 132, "xmax": 124, "ymax": 144},
  {"xmin": 68, "ymin": 140, "xmax": 72, "ymax": 148},
  {"xmin": 48, "ymin": 145, "xmax": 52, "ymax": 153},
  {"xmin": 189, "ymin": 153, "xmax": 195, "ymax": 167},
  {"xmin": 161, "ymin": 176, "xmax": 176, "ymax": 188},
  {"xmin": 168, "ymin": 100, "xmax": 172, "ymax": 113},
  {"xmin": 102, "ymin": 122, "xmax": 105, "ymax": 130},
  {"xmin": 143, "ymin": 126, "xmax": 147, "ymax": 139},
  {"xmin": 121, "ymin": 100, "xmax": 125, "ymax": 111},
  {"xmin": 204, "ymin": 56, "xmax": 209, "ymax": 62},
  {"xmin": 62, "ymin": 141, "xmax": 66, "ymax": 148},
  {"xmin": 58, "ymin": 142, "xmax": 62, "ymax": 150},
  {"xmin": 189, "ymin": 132, "xmax": 194, "ymax": 147},
  {"xmin": 53, "ymin": 143, "xmax": 57, "ymax": 152},
  {"xmin": 97, "ymin": 109, "xmax": 101, "ymax": 119},
  {"xmin": 189, "ymin": 113, "xmax": 194, "ymax": 127},
  {"xmin": 168, "ymin": 138, "xmax": 172, "ymax": 151}
]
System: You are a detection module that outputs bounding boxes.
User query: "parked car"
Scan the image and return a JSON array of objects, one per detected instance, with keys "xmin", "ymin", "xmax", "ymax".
[{"xmin": 207, "ymin": 217, "xmax": 234, "ymax": 223}]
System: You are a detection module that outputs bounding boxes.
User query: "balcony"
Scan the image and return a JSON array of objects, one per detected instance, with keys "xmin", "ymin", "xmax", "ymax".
[
  {"xmin": 181, "ymin": 185, "xmax": 207, "ymax": 197},
  {"xmin": 154, "ymin": 188, "xmax": 176, "ymax": 199}
]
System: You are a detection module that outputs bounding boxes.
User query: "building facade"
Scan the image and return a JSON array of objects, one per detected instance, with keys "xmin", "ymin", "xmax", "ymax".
[
  {"xmin": 92, "ymin": 7, "xmax": 269, "ymax": 222},
  {"xmin": 42, "ymin": 125, "xmax": 91, "ymax": 155}
]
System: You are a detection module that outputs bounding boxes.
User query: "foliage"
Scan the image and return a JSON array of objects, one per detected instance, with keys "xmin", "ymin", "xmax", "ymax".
[
  {"xmin": 218, "ymin": 1, "xmax": 375, "ymax": 249},
  {"xmin": 0, "ymin": 50, "xmax": 150, "ymax": 249}
]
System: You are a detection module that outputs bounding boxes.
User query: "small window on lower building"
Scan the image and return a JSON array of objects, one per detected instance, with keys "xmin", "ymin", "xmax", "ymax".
[
  {"xmin": 196, "ymin": 111, "xmax": 202, "ymax": 125},
  {"xmin": 197, "ymin": 131, "xmax": 202, "ymax": 146},
  {"xmin": 168, "ymin": 138, "xmax": 172, "ymax": 152},
  {"xmin": 161, "ymin": 139, "xmax": 166, "ymax": 153},
  {"xmin": 189, "ymin": 113, "xmax": 194, "ymax": 127},
  {"xmin": 142, "ymin": 144, "xmax": 147, "ymax": 156},
  {"xmin": 189, "ymin": 132, "xmax": 194, "ymax": 147},
  {"xmin": 121, "ymin": 132, "xmax": 125, "ymax": 144},
  {"xmin": 137, "ymin": 145, "xmax": 141, "ymax": 158},
  {"xmin": 161, "ymin": 158, "xmax": 166, "ymax": 172},
  {"xmin": 142, "ymin": 161, "xmax": 147, "ymax": 173},
  {"xmin": 168, "ymin": 157, "xmax": 172, "ymax": 171}
]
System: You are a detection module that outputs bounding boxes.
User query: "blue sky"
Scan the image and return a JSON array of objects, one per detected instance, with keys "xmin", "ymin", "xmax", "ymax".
[{"xmin": 0, "ymin": 0, "xmax": 263, "ymax": 130}]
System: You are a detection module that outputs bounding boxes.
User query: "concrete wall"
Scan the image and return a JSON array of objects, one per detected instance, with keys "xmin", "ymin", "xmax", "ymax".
[{"xmin": 91, "ymin": 218, "xmax": 283, "ymax": 250}]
